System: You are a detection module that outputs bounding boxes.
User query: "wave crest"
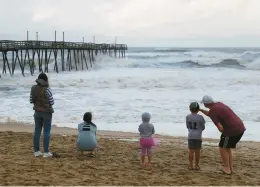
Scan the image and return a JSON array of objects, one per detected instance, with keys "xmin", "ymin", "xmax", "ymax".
[
  {"xmin": 179, "ymin": 59, "xmax": 246, "ymax": 68},
  {"xmin": 129, "ymin": 58, "xmax": 248, "ymax": 69}
]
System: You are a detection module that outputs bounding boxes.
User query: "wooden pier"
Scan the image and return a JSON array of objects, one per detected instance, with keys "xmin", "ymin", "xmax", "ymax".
[{"xmin": 0, "ymin": 38, "xmax": 127, "ymax": 78}]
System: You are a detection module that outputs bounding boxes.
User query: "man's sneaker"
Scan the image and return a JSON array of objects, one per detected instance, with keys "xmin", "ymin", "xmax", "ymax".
[
  {"xmin": 43, "ymin": 152, "xmax": 53, "ymax": 158},
  {"xmin": 34, "ymin": 151, "xmax": 43, "ymax": 157}
]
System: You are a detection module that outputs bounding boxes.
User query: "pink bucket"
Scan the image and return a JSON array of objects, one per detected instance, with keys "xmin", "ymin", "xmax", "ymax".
[{"xmin": 140, "ymin": 137, "xmax": 159, "ymax": 147}]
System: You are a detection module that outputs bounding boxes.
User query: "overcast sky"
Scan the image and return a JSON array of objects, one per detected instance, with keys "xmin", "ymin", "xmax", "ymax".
[{"xmin": 0, "ymin": 0, "xmax": 260, "ymax": 47}]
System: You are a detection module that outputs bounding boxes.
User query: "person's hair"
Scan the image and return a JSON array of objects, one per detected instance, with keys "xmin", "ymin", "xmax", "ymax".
[
  {"xmin": 83, "ymin": 112, "xmax": 92, "ymax": 123},
  {"xmin": 190, "ymin": 102, "xmax": 200, "ymax": 113},
  {"xmin": 38, "ymin": 72, "xmax": 48, "ymax": 82},
  {"xmin": 37, "ymin": 72, "xmax": 49, "ymax": 87}
]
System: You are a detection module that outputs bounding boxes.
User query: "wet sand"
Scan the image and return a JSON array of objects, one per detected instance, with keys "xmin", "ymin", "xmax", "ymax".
[{"xmin": 1, "ymin": 122, "xmax": 260, "ymax": 186}]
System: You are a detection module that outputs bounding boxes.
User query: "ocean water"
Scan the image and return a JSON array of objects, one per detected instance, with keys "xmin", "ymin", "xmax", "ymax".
[{"xmin": 1, "ymin": 47, "xmax": 260, "ymax": 141}]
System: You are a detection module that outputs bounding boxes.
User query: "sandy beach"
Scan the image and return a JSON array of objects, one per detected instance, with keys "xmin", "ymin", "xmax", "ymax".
[{"xmin": 1, "ymin": 122, "xmax": 260, "ymax": 186}]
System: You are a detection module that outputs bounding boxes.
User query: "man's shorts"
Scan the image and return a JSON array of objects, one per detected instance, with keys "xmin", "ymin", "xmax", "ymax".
[
  {"xmin": 188, "ymin": 139, "xmax": 202, "ymax": 149},
  {"xmin": 219, "ymin": 132, "xmax": 244, "ymax": 148}
]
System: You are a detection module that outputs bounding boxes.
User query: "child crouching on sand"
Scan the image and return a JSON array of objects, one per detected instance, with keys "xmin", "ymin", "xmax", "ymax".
[
  {"xmin": 186, "ymin": 102, "xmax": 206, "ymax": 170},
  {"xmin": 77, "ymin": 112, "xmax": 97, "ymax": 157},
  {"xmin": 138, "ymin": 112, "xmax": 155, "ymax": 167}
]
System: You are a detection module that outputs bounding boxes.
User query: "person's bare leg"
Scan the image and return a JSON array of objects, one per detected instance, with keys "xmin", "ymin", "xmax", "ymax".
[
  {"xmin": 140, "ymin": 147, "xmax": 146, "ymax": 167},
  {"xmin": 148, "ymin": 155, "xmax": 152, "ymax": 163},
  {"xmin": 219, "ymin": 147, "xmax": 225, "ymax": 166},
  {"xmin": 147, "ymin": 147, "xmax": 152, "ymax": 166},
  {"xmin": 189, "ymin": 149, "xmax": 195, "ymax": 169},
  {"xmin": 227, "ymin": 148, "xmax": 233, "ymax": 173},
  {"xmin": 195, "ymin": 149, "xmax": 200, "ymax": 169},
  {"xmin": 141, "ymin": 155, "xmax": 145, "ymax": 163},
  {"xmin": 219, "ymin": 147, "xmax": 231, "ymax": 174}
]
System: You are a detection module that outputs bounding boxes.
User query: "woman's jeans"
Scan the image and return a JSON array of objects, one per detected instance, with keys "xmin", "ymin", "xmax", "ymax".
[{"xmin": 33, "ymin": 111, "xmax": 52, "ymax": 153}]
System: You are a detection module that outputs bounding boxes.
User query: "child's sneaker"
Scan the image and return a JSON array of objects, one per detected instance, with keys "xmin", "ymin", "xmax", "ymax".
[
  {"xmin": 34, "ymin": 151, "xmax": 43, "ymax": 157},
  {"xmin": 43, "ymin": 152, "xmax": 53, "ymax": 158}
]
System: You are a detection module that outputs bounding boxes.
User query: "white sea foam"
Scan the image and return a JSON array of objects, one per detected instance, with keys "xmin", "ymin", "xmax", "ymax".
[{"xmin": 0, "ymin": 48, "xmax": 260, "ymax": 141}]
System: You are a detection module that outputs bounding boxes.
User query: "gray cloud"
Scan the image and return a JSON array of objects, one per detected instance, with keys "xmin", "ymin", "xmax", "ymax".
[{"xmin": 0, "ymin": 0, "xmax": 260, "ymax": 47}]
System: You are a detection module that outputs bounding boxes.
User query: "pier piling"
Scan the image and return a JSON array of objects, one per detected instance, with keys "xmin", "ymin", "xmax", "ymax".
[{"xmin": 0, "ymin": 34, "xmax": 127, "ymax": 78}]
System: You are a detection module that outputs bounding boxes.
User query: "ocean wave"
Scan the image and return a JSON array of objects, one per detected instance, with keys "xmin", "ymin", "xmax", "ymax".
[
  {"xmin": 94, "ymin": 54, "xmax": 260, "ymax": 70},
  {"xmin": 130, "ymin": 58, "xmax": 248, "ymax": 69},
  {"xmin": 128, "ymin": 49, "xmax": 260, "ymax": 61},
  {"xmin": 127, "ymin": 54, "xmax": 172, "ymax": 59},
  {"xmin": 128, "ymin": 47, "xmax": 260, "ymax": 54},
  {"xmin": 127, "ymin": 47, "xmax": 190, "ymax": 53},
  {"xmin": 125, "ymin": 48, "xmax": 260, "ymax": 71},
  {"xmin": 154, "ymin": 48, "xmax": 190, "ymax": 53},
  {"xmin": 242, "ymin": 50, "xmax": 260, "ymax": 55},
  {"xmin": 2, "ymin": 48, "xmax": 260, "ymax": 74},
  {"xmin": 178, "ymin": 59, "xmax": 246, "ymax": 68}
]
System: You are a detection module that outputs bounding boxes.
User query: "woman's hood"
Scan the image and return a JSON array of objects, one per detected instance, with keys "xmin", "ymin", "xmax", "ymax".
[{"xmin": 35, "ymin": 79, "xmax": 48, "ymax": 86}]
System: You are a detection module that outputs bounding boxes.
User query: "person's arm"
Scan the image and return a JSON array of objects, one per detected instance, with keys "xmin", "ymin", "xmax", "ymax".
[
  {"xmin": 186, "ymin": 116, "xmax": 189, "ymax": 129},
  {"xmin": 30, "ymin": 92, "xmax": 33, "ymax": 104},
  {"xmin": 216, "ymin": 122, "xmax": 224, "ymax": 133},
  {"xmin": 78, "ymin": 124, "xmax": 81, "ymax": 131},
  {"xmin": 199, "ymin": 108, "xmax": 209, "ymax": 116},
  {"xmin": 30, "ymin": 86, "xmax": 34, "ymax": 104},
  {"xmin": 89, "ymin": 122, "xmax": 97, "ymax": 137},
  {"xmin": 209, "ymin": 112, "xmax": 224, "ymax": 133},
  {"xmin": 94, "ymin": 126, "xmax": 98, "ymax": 142},
  {"xmin": 152, "ymin": 125, "xmax": 155, "ymax": 134},
  {"xmin": 46, "ymin": 88, "xmax": 54, "ymax": 105},
  {"xmin": 201, "ymin": 117, "xmax": 206, "ymax": 131}
]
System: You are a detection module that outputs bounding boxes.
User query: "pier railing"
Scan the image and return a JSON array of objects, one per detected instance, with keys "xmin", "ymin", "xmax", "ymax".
[{"xmin": 0, "ymin": 40, "xmax": 127, "ymax": 51}]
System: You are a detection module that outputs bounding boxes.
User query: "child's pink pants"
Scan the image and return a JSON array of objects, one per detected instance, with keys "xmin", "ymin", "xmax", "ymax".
[{"xmin": 139, "ymin": 137, "xmax": 155, "ymax": 156}]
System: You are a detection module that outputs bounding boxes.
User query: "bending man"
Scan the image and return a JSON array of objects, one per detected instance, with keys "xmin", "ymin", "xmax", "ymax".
[{"xmin": 199, "ymin": 95, "xmax": 246, "ymax": 175}]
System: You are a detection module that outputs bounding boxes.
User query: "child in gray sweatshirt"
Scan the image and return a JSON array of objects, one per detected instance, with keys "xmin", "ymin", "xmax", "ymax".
[
  {"xmin": 186, "ymin": 102, "xmax": 205, "ymax": 170},
  {"xmin": 138, "ymin": 112, "xmax": 155, "ymax": 167}
]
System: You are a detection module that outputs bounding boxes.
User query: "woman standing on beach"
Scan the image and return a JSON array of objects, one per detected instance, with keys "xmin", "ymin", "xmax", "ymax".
[{"xmin": 30, "ymin": 73, "xmax": 54, "ymax": 158}]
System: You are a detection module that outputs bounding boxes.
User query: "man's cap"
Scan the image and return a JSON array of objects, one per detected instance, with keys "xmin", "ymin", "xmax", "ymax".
[{"xmin": 201, "ymin": 95, "xmax": 214, "ymax": 104}]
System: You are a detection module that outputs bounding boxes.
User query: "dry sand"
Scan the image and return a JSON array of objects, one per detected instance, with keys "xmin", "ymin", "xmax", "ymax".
[{"xmin": 1, "ymin": 122, "xmax": 260, "ymax": 186}]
